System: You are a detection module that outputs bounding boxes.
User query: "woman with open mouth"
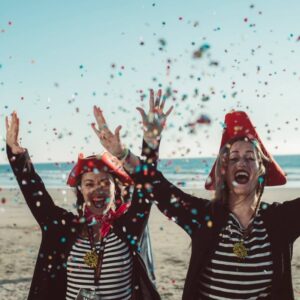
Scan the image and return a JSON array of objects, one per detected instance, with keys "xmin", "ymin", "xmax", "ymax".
[
  {"xmin": 5, "ymin": 111, "xmax": 160, "ymax": 300},
  {"xmin": 93, "ymin": 89, "xmax": 300, "ymax": 300}
]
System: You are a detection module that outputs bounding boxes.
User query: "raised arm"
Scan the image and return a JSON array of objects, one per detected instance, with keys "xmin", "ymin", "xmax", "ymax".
[
  {"xmin": 137, "ymin": 89, "xmax": 173, "ymax": 166},
  {"xmin": 6, "ymin": 112, "xmax": 67, "ymax": 227},
  {"xmin": 136, "ymin": 90, "xmax": 209, "ymax": 236},
  {"xmin": 137, "ymin": 89, "xmax": 173, "ymax": 150},
  {"xmin": 91, "ymin": 105, "xmax": 152, "ymax": 239}
]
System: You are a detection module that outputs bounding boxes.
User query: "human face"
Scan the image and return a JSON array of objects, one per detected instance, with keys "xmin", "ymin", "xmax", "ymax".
[
  {"xmin": 225, "ymin": 140, "xmax": 261, "ymax": 197},
  {"xmin": 80, "ymin": 171, "xmax": 115, "ymax": 215}
]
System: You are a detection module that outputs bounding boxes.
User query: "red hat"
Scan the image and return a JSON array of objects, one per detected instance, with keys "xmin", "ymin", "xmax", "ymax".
[
  {"xmin": 67, "ymin": 152, "xmax": 132, "ymax": 187},
  {"xmin": 205, "ymin": 110, "xmax": 287, "ymax": 190}
]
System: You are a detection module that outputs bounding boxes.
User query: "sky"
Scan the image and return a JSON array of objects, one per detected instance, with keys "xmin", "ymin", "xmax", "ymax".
[{"xmin": 0, "ymin": 0, "xmax": 300, "ymax": 164}]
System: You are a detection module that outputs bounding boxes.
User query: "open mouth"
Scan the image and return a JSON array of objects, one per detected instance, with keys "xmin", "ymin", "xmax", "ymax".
[
  {"xmin": 234, "ymin": 170, "xmax": 250, "ymax": 184},
  {"xmin": 92, "ymin": 198, "xmax": 106, "ymax": 209},
  {"xmin": 88, "ymin": 188, "xmax": 111, "ymax": 210},
  {"xmin": 89, "ymin": 195, "xmax": 109, "ymax": 209}
]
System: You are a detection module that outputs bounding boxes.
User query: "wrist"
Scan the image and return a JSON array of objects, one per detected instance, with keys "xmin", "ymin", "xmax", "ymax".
[
  {"xmin": 143, "ymin": 136, "xmax": 161, "ymax": 149},
  {"xmin": 116, "ymin": 148, "xmax": 130, "ymax": 161},
  {"xmin": 9, "ymin": 143, "xmax": 24, "ymax": 155}
]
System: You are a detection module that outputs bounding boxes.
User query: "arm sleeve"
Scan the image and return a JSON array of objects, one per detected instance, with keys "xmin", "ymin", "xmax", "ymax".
[
  {"xmin": 116, "ymin": 182, "xmax": 154, "ymax": 245},
  {"xmin": 277, "ymin": 198, "xmax": 300, "ymax": 243},
  {"xmin": 141, "ymin": 139, "xmax": 160, "ymax": 168},
  {"xmin": 115, "ymin": 139, "xmax": 161, "ymax": 243},
  {"xmin": 131, "ymin": 161, "xmax": 209, "ymax": 237},
  {"xmin": 7, "ymin": 144, "xmax": 67, "ymax": 227}
]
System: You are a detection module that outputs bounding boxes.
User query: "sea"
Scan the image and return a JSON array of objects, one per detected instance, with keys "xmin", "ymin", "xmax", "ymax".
[{"xmin": 1, "ymin": 155, "xmax": 300, "ymax": 189}]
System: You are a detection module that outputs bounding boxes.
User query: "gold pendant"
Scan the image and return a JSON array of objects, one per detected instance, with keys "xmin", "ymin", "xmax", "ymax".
[
  {"xmin": 83, "ymin": 250, "xmax": 98, "ymax": 268},
  {"xmin": 233, "ymin": 241, "xmax": 248, "ymax": 259}
]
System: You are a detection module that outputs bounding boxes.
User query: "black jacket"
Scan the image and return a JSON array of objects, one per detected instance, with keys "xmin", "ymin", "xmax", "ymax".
[
  {"xmin": 7, "ymin": 145, "xmax": 161, "ymax": 300},
  {"xmin": 137, "ymin": 142, "xmax": 300, "ymax": 300}
]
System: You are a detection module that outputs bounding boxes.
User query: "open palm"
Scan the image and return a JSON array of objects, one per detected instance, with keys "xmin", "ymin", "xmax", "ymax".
[
  {"xmin": 6, "ymin": 112, "xmax": 25, "ymax": 154},
  {"xmin": 136, "ymin": 89, "xmax": 173, "ymax": 149}
]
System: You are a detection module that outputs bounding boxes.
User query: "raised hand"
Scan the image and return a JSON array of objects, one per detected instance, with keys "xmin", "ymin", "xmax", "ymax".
[
  {"xmin": 92, "ymin": 106, "xmax": 125, "ymax": 158},
  {"xmin": 136, "ymin": 89, "xmax": 173, "ymax": 149},
  {"xmin": 6, "ymin": 111, "xmax": 25, "ymax": 154}
]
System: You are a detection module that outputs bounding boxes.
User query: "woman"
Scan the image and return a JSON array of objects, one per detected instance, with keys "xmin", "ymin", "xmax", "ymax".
[
  {"xmin": 5, "ymin": 111, "xmax": 160, "ymax": 300},
  {"xmin": 93, "ymin": 90, "xmax": 300, "ymax": 300}
]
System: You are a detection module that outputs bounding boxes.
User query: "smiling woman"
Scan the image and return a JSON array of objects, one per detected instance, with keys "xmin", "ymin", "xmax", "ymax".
[
  {"xmin": 80, "ymin": 172, "xmax": 116, "ymax": 210},
  {"xmin": 213, "ymin": 137, "xmax": 269, "ymax": 217},
  {"xmin": 93, "ymin": 89, "xmax": 300, "ymax": 300},
  {"xmin": 5, "ymin": 112, "xmax": 160, "ymax": 300}
]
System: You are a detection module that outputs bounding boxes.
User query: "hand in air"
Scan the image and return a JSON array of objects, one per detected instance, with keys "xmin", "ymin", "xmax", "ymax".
[
  {"xmin": 92, "ymin": 106, "xmax": 125, "ymax": 158},
  {"xmin": 136, "ymin": 89, "xmax": 173, "ymax": 149},
  {"xmin": 6, "ymin": 111, "xmax": 25, "ymax": 155}
]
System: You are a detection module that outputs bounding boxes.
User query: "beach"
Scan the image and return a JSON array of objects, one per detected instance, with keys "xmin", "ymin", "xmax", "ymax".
[{"xmin": 0, "ymin": 187, "xmax": 300, "ymax": 300}]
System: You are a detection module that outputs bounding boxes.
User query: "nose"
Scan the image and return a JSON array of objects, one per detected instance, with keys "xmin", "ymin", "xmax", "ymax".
[
  {"xmin": 236, "ymin": 157, "xmax": 247, "ymax": 167},
  {"xmin": 91, "ymin": 186, "xmax": 106, "ymax": 195}
]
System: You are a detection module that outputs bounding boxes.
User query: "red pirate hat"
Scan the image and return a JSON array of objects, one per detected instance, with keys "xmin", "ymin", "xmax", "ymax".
[
  {"xmin": 205, "ymin": 111, "xmax": 286, "ymax": 190},
  {"xmin": 67, "ymin": 152, "xmax": 132, "ymax": 187}
]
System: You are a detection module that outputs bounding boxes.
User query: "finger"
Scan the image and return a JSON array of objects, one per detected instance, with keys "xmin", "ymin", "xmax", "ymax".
[
  {"xmin": 114, "ymin": 125, "xmax": 122, "ymax": 143},
  {"xmin": 93, "ymin": 125, "xmax": 106, "ymax": 141},
  {"xmin": 149, "ymin": 89, "xmax": 154, "ymax": 113},
  {"xmin": 93, "ymin": 106, "xmax": 107, "ymax": 126},
  {"xmin": 160, "ymin": 96, "xmax": 166, "ymax": 111},
  {"xmin": 5, "ymin": 116, "xmax": 9, "ymax": 131},
  {"xmin": 16, "ymin": 116, "xmax": 20, "ymax": 139},
  {"xmin": 11, "ymin": 112, "xmax": 17, "ymax": 133},
  {"xmin": 91, "ymin": 122, "xmax": 101, "ymax": 137},
  {"xmin": 154, "ymin": 89, "xmax": 162, "ymax": 108},
  {"xmin": 136, "ymin": 107, "xmax": 147, "ymax": 125},
  {"xmin": 165, "ymin": 106, "xmax": 174, "ymax": 117},
  {"xmin": 94, "ymin": 106, "xmax": 105, "ymax": 123}
]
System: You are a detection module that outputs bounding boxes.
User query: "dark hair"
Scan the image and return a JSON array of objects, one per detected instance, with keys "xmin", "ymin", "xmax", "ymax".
[
  {"xmin": 213, "ymin": 136, "xmax": 269, "ymax": 208},
  {"xmin": 75, "ymin": 173, "xmax": 130, "ymax": 218}
]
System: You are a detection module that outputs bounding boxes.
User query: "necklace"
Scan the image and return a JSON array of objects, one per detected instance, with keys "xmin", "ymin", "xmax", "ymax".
[
  {"xmin": 231, "ymin": 200, "xmax": 261, "ymax": 260},
  {"xmin": 83, "ymin": 249, "xmax": 99, "ymax": 269},
  {"xmin": 83, "ymin": 225, "xmax": 99, "ymax": 269},
  {"xmin": 232, "ymin": 216, "xmax": 255, "ymax": 259},
  {"xmin": 83, "ymin": 225, "xmax": 107, "ymax": 284},
  {"xmin": 233, "ymin": 241, "xmax": 248, "ymax": 259}
]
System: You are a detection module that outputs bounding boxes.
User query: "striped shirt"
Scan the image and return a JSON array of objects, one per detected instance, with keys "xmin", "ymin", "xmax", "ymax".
[
  {"xmin": 66, "ymin": 231, "xmax": 133, "ymax": 300},
  {"xmin": 198, "ymin": 212, "xmax": 273, "ymax": 300}
]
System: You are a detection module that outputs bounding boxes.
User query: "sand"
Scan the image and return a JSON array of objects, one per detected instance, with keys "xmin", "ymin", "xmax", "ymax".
[{"xmin": 0, "ymin": 187, "xmax": 299, "ymax": 300}]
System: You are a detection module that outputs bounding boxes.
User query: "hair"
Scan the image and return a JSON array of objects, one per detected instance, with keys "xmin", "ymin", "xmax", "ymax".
[
  {"xmin": 75, "ymin": 172, "xmax": 130, "ymax": 218},
  {"xmin": 212, "ymin": 136, "xmax": 269, "ymax": 209}
]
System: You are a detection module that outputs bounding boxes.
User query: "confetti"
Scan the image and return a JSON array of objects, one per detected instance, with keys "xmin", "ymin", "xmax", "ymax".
[{"xmin": 193, "ymin": 44, "xmax": 211, "ymax": 59}]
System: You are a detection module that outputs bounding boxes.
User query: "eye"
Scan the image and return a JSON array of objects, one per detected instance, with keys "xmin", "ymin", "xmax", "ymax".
[
  {"xmin": 229, "ymin": 157, "xmax": 239, "ymax": 162},
  {"xmin": 245, "ymin": 156, "xmax": 255, "ymax": 161},
  {"xmin": 101, "ymin": 180, "xmax": 111, "ymax": 187},
  {"xmin": 85, "ymin": 183, "xmax": 94, "ymax": 188}
]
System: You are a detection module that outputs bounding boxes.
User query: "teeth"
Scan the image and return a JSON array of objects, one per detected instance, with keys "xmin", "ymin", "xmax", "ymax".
[
  {"xmin": 91, "ymin": 197, "xmax": 106, "ymax": 208},
  {"xmin": 94, "ymin": 201, "xmax": 104, "ymax": 208},
  {"xmin": 235, "ymin": 171, "xmax": 249, "ymax": 177},
  {"xmin": 93, "ymin": 198, "xmax": 104, "ymax": 202}
]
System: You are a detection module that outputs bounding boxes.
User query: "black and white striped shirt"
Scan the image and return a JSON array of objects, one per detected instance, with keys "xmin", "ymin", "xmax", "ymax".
[
  {"xmin": 66, "ymin": 231, "xmax": 133, "ymax": 300},
  {"xmin": 198, "ymin": 212, "xmax": 273, "ymax": 300}
]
